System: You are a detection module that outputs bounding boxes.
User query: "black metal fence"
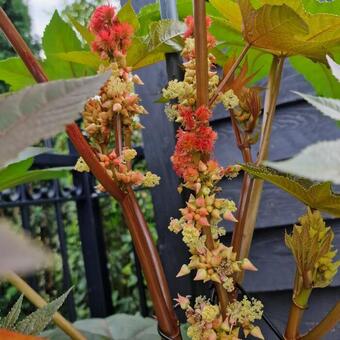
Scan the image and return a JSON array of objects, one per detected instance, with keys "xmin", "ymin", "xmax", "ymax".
[{"xmin": 0, "ymin": 137, "xmax": 149, "ymax": 321}]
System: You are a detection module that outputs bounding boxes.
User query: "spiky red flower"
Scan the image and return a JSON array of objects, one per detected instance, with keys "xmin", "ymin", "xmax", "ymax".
[
  {"xmin": 89, "ymin": 5, "xmax": 116, "ymax": 34},
  {"xmin": 89, "ymin": 6, "xmax": 133, "ymax": 59},
  {"xmin": 195, "ymin": 106, "xmax": 211, "ymax": 122},
  {"xmin": 183, "ymin": 15, "xmax": 216, "ymax": 48}
]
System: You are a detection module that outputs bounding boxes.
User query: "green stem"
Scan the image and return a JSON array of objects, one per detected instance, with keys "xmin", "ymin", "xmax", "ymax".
[
  {"xmin": 285, "ymin": 288, "xmax": 312, "ymax": 340},
  {"xmin": 238, "ymin": 56, "xmax": 285, "ymax": 272}
]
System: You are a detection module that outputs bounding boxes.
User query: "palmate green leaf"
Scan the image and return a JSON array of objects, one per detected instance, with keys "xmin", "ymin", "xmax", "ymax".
[
  {"xmin": 52, "ymin": 51, "xmax": 102, "ymax": 70},
  {"xmin": 265, "ymin": 139, "xmax": 340, "ymax": 186},
  {"xmin": 41, "ymin": 314, "xmax": 158, "ymax": 340},
  {"xmin": 0, "ymin": 147, "xmax": 71, "ymax": 191},
  {"xmin": 0, "ymin": 72, "xmax": 109, "ymax": 167},
  {"xmin": 241, "ymin": 163, "xmax": 340, "ymax": 216},
  {"xmin": 0, "ymin": 218, "xmax": 52, "ymax": 275},
  {"xmin": 259, "ymin": 0, "xmax": 340, "ymax": 61},
  {"xmin": 239, "ymin": 0, "xmax": 309, "ymax": 56},
  {"xmin": 0, "ymin": 57, "xmax": 35, "ymax": 91},
  {"xmin": 16, "ymin": 289, "xmax": 72, "ymax": 335},
  {"xmin": 146, "ymin": 19, "xmax": 185, "ymax": 53},
  {"xmin": 294, "ymin": 91, "xmax": 340, "ymax": 120},
  {"xmin": 137, "ymin": 2, "xmax": 160, "ymax": 36},
  {"xmin": 1, "ymin": 295, "xmax": 23, "ymax": 329},
  {"xmin": 117, "ymin": 0, "xmax": 140, "ymax": 32},
  {"xmin": 42, "ymin": 11, "xmax": 86, "ymax": 79},
  {"xmin": 289, "ymin": 55, "xmax": 340, "ymax": 98},
  {"xmin": 127, "ymin": 20, "xmax": 185, "ymax": 69}
]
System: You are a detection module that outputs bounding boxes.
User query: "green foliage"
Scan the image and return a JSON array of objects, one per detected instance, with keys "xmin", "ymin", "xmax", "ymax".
[
  {"xmin": 0, "ymin": 58, "xmax": 35, "ymax": 91},
  {"xmin": 0, "ymin": 0, "xmax": 39, "ymax": 93},
  {"xmin": 241, "ymin": 163, "xmax": 340, "ymax": 216},
  {"xmin": 290, "ymin": 56, "xmax": 340, "ymax": 98},
  {"xmin": 0, "ymin": 295, "xmax": 23, "ymax": 329},
  {"xmin": 42, "ymin": 11, "xmax": 92, "ymax": 80},
  {"xmin": 0, "ymin": 72, "xmax": 109, "ymax": 166},
  {"xmin": 302, "ymin": 0, "xmax": 340, "ymax": 14},
  {"xmin": 0, "ymin": 289, "xmax": 71, "ymax": 335},
  {"xmin": 42, "ymin": 313, "xmax": 158, "ymax": 340},
  {"xmin": 66, "ymin": 15, "xmax": 95, "ymax": 47},
  {"xmin": 16, "ymin": 289, "xmax": 71, "ymax": 335},
  {"xmin": 117, "ymin": 0, "xmax": 140, "ymax": 31}
]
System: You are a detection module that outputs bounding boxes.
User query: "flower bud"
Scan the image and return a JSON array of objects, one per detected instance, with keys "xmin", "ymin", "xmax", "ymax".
[
  {"xmin": 194, "ymin": 268, "xmax": 208, "ymax": 281},
  {"xmin": 176, "ymin": 264, "xmax": 190, "ymax": 277},
  {"xmin": 223, "ymin": 210, "xmax": 238, "ymax": 222},
  {"xmin": 241, "ymin": 258, "xmax": 258, "ymax": 272},
  {"xmin": 112, "ymin": 103, "xmax": 122, "ymax": 112}
]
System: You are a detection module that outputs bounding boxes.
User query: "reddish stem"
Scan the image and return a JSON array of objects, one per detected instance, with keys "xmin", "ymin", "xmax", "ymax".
[
  {"xmin": 208, "ymin": 43, "xmax": 251, "ymax": 108},
  {"xmin": 229, "ymin": 109, "xmax": 253, "ymax": 259},
  {"xmin": 194, "ymin": 0, "xmax": 229, "ymax": 316}
]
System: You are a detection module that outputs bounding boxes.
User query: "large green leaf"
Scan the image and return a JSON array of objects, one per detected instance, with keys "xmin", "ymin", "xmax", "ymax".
[
  {"xmin": 294, "ymin": 91, "xmax": 340, "ymax": 120},
  {"xmin": 259, "ymin": 0, "xmax": 340, "ymax": 61},
  {"xmin": 289, "ymin": 55, "xmax": 340, "ymax": 98},
  {"xmin": 42, "ymin": 314, "xmax": 158, "ymax": 340},
  {"xmin": 52, "ymin": 51, "xmax": 102, "ymax": 70},
  {"xmin": 117, "ymin": 0, "xmax": 140, "ymax": 32},
  {"xmin": 0, "ymin": 72, "xmax": 109, "ymax": 166},
  {"xmin": 265, "ymin": 140, "xmax": 340, "ymax": 186},
  {"xmin": 146, "ymin": 19, "xmax": 185, "ymax": 53},
  {"xmin": 239, "ymin": 0, "xmax": 309, "ymax": 56},
  {"xmin": 0, "ymin": 218, "xmax": 52, "ymax": 275},
  {"xmin": 137, "ymin": 2, "xmax": 160, "ymax": 36},
  {"xmin": 0, "ymin": 147, "xmax": 70, "ymax": 191},
  {"xmin": 0, "ymin": 57, "xmax": 35, "ymax": 91},
  {"xmin": 127, "ymin": 20, "xmax": 185, "ymax": 69},
  {"xmin": 16, "ymin": 289, "xmax": 71, "ymax": 335},
  {"xmin": 241, "ymin": 163, "xmax": 340, "ymax": 216},
  {"xmin": 42, "ymin": 11, "xmax": 86, "ymax": 79}
]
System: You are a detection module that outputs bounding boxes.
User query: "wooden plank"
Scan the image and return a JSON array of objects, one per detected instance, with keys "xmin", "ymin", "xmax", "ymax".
[{"xmin": 213, "ymin": 102, "xmax": 340, "ymax": 165}]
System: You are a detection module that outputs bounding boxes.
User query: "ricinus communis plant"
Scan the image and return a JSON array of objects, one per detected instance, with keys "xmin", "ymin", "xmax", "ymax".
[{"xmin": 0, "ymin": 1, "xmax": 340, "ymax": 340}]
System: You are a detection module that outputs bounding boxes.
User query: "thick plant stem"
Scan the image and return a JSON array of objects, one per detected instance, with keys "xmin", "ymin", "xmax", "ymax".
[
  {"xmin": 238, "ymin": 56, "xmax": 285, "ymax": 268},
  {"xmin": 300, "ymin": 302, "xmax": 340, "ymax": 340},
  {"xmin": 193, "ymin": 0, "xmax": 229, "ymax": 317},
  {"xmin": 229, "ymin": 110, "xmax": 253, "ymax": 258},
  {"xmin": 68, "ymin": 126, "xmax": 181, "ymax": 339},
  {"xmin": 0, "ymin": 10, "xmax": 181, "ymax": 339},
  {"xmin": 285, "ymin": 288, "xmax": 312, "ymax": 339},
  {"xmin": 208, "ymin": 43, "xmax": 251, "ymax": 108},
  {"xmin": 6, "ymin": 272, "xmax": 86, "ymax": 340}
]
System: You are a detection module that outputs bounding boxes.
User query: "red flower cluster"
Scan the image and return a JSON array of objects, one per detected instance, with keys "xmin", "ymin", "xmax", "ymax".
[
  {"xmin": 183, "ymin": 15, "xmax": 216, "ymax": 48},
  {"xmin": 89, "ymin": 5, "xmax": 133, "ymax": 59},
  {"xmin": 172, "ymin": 106, "xmax": 217, "ymax": 182}
]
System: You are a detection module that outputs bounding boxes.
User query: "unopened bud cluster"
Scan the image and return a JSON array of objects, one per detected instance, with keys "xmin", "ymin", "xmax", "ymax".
[{"xmin": 286, "ymin": 208, "xmax": 340, "ymax": 300}]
